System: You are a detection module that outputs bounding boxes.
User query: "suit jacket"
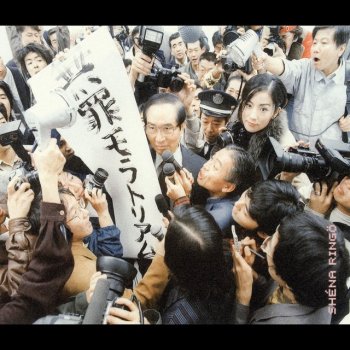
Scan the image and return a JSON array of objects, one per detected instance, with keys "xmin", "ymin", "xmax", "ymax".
[
  {"xmin": 233, "ymin": 302, "xmax": 331, "ymax": 324},
  {"xmin": 7, "ymin": 65, "xmax": 31, "ymax": 111}
]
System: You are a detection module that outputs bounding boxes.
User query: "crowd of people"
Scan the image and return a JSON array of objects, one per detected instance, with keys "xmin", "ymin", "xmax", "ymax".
[{"xmin": 0, "ymin": 25, "xmax": 349, "ymax": 324}]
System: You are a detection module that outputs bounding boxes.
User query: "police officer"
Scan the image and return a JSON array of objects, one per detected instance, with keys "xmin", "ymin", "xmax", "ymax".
[{"xmin": 184, "ymin": 89, "xmax": 237, "ymax": 159}]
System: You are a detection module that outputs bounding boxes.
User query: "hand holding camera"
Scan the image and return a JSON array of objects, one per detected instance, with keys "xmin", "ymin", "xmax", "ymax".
[
  {"xmin": 7, "ymin": 176, "xmax": 35, "ymax": 219},
  {"xmin": 309, "ymin": 181, "xmax": 338, "ymax": 215},
  {"xmin": 131, "ymin": 51, "xmax": 154, "ymax": 77},
  {"xmin": 106, "ymin": 297, "xmax": 142, "ymax": 325},
  {"xmin": 86, "ymin": 271, "xmax": 108, "ymax": 304}
]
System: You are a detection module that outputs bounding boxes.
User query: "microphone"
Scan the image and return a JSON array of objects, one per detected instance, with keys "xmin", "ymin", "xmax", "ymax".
[
  {"xmin": 163, "ymin": 162, "xmax": 176, "ymax": 184},
  {"xmin": 150, "ymin": 224, "xmax": 164, "ymax": 241},
  {"xmin": 162, "ymin": 150, "xmax": 182, "ymax": 172},
  {"xmin": 155, "ymin": 194, "xmax": 171, "ymax": 221},
  {"xmin": 82, "ymin": 278, "xmax": 110, "ymax": 324},
  {"xmin": 178, "ymin": 26, "xmax": 202, "ymax": 44}
]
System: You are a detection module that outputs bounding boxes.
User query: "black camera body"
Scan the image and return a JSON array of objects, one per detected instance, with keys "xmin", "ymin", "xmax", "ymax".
[
  {"xmin": 95, "ymin": 256, "xmax": 137, "ymax": 324},
  {"xmin": 150, "ymin": 66, "xmax": 184, "ymax": 92},
  {"xmin": 220, "ymin": 26, "xmax": 254, "ymax": 75},
  {"xmin": 263, "ymin": 27, "xmax": 286, "ymax": 56},
  {"xmin": 216, "ymin": 121, "xmax": 251, "ymax": 149},
  {"xmin": 0, "ymin": 120, "xmax": 40, "ymax": 193},
  {"xmin": 9, "ymin": 164, "xmax": 40, "ymax": 194},
  {"xmin": 257, "ymin": 136, "xmax": 350, "ymax": 184},
  {"xmin": 139, "ymin": 26, "xmax": 164, "ymax": 58},
  {"xmin": 84, "ymin": 168, "xmax": 109, "ymax": 196}
]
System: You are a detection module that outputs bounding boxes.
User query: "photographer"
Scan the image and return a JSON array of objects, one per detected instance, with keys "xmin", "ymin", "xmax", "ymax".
[
  {"xmin": 0, "ymin": 139, "xmax": 74, "ymax": 324},
  {"xmin": 279, "ymin": 26, "xmax": 304, "ymax": 61},
  {"xmin": 253, "ymin": 26, "xmax": 350, "ymax": 148},
  {"xmin": 0, "ymin": 176, "xmax": 36, "ymax": 298},
  {"xmin": 231, "ymin": 212, "xmax": 350, "ymax": 324},
  {"xmin": 0, "ymin": 81, "xmax": 34, "ymax": 144},
  {"xmin": 231, "ymin": 180, "xmax": 305, "ymax": 312},
  {"xmin": 129, "ymin": 26, "xmax": 167, "ymax": 106},
  {"xmin": 59, "ymin": 185, "xmax": 123, "ymax": 300}
]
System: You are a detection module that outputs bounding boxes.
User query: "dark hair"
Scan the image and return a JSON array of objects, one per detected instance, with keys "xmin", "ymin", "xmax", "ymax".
[
  {"xmin": 0, "ymin": 103, "xmax": 7, "ymax": 121},
  {"xmin": 289, "ymin": 26, "xmax": 303, "ymax": 43},
  {"xmin": 199, "ymin": 51, "xmax": 217, "ymax": 63},
  {"xmin": 45, "ymin": 26, "xmax": 70, "ymax": 53},
  {"xmin": 312, "ymin": 26, "xmax": 350, "ymax": 48},
  {"xmin": 237, "ymin": 73, "xmax": 288, "ymax": 124},
  {"xmin": 16, "ymin": 26, "xmax": 41, "ymax": 34},
  {"xmin": 247, "ymin": 180, "xmax": 303, "ymax": 235},
  {"xmin": 224, "ymin": 144, "xmax": 255, "ymax": 195},
  {"xmin": 131, "ymin": 26, "xmax": 140, "ymax": 56},
  {"xmin": 274, "ymin": 212, "xmax": 350, "ymax": 308},
  {"xmin": 16, "ymin": 43, "xmax": 53, "ymax": 79},
  {"xmin": 143, "ymin": 93, "xmax": 186, "ymax": 126},
  {"xmin": 225, "ymin": 75, "xmax": 245, "ymax": 89},
  {"xmin": 0, "ymin": 81, "xmax": 14, "ymax": 111},
  {"xmin": 165, "ymin": 204, "xmax": 234, "ymax": 300},
  {"xmin": 212, "ymin": 31, "xmax": 223, "ymax": 47},
  {"xmin": 185, "ymin": 36, "xmax": 206, "ymax": 50},
  {"xmin": 169, "ymin": 32, "xmax": 181, "ymax": 47}
]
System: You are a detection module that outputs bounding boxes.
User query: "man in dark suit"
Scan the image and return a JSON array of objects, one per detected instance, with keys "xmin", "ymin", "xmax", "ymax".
[{"xmin": 143, "ymin": 93, "xmax": 208, "ymax": 206}]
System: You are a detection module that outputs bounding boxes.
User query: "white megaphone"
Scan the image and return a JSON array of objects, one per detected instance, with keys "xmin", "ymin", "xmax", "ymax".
[
  {"xmin": 227, "ymin": 29, "xmax": 260, "ymax": 68},
  {"xmin": 24, "ymin": 88, "xmax": 77, "ymax": 149}
]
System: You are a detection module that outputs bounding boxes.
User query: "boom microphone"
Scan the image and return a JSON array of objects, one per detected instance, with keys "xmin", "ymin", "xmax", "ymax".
[
  {"xmin": 82, "ymin": 278, "xmax": 109, "ymax": 324},
  {"xmin": 162, "ymin": 150, "xmax": 182, "ymax": 172},
  {"xmin": 155, "ymin": 193, "xmax": 171, "ymax": 221},
  {"xmin": 178, "ymin": 26, "xmax": 202, "ymax": 44}
]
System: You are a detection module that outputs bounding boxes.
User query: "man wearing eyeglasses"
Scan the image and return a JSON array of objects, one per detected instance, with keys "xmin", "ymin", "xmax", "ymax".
[{"xmin": 143, "ymin": 93, "xmax": 208, "ymax": 206}]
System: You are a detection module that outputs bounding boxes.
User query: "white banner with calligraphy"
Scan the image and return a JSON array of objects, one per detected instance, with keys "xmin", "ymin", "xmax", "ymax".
[{"xmin": 27, "ymin": 27, "xmax": 164, "ymax": 258}]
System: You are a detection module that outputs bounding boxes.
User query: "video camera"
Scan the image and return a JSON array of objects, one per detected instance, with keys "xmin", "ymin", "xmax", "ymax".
[
  {"xmin": 263, "ymin": 26, "xmax": 286, "ymax": 57},
  {"xmin": 83, "ymin": 256, "xmax": 137, "ymax": 324},
  {"xmin": 149, "ymin": 66, "xmax": 184, "ymax": 92},
  {"xmin": 84, "ymin": 167, "xmax": 109, "ymax": 196},
  {"xmin": 216, "ymin": 121, "xmax": 251, "ymax": 149},
  {"xmin": 137, "ymin": 26, "xmax": 164, "ymax": 84},
  {"xmin": 0, "ymin": 120, "xmax": 40, "ymax": 194},
  {"xmin": 35, "ymin": 256, "xmax": 138, "ymax": 324},
  {"xmin": 220, "ymin": 26, "xmax": 257, "ymax": 75},
  {"xmin": 257, "ymin": 136, "xmax": 350, "ymax": 184}
]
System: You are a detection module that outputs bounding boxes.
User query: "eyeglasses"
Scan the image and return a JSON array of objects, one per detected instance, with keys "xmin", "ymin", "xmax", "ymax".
[
  {"xmin": 66, "ymin": 197, "xmax": 87, "ymax": 223},
  {"xmin": 145, "ymin": 124, "xmax": 179, "ymax": 136},
  {"xmin": 260, "ymin": 236, "xmax": 273, "ymax": 258}
]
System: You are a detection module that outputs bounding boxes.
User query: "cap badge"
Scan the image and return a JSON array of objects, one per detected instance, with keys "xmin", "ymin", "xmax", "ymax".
[{"xmin": 213, "ymin": 93, "xmax": 224, "ymax": 105}]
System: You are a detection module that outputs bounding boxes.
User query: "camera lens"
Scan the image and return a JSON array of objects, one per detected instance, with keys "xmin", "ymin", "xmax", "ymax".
[
  {"xmin": 93, "ymin": 168, "xmax": 109, "ymax": 187},
  {"xmin": 169, "ymin": 77, "xmax": 184, "ymax": 92},
  {"xmin": 97, "ymin": 256, "xmax": 137, "ymax": 300},
  {"xmin": 217, "ymin": 131, "xmax": 234, "ymax": 148}
]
